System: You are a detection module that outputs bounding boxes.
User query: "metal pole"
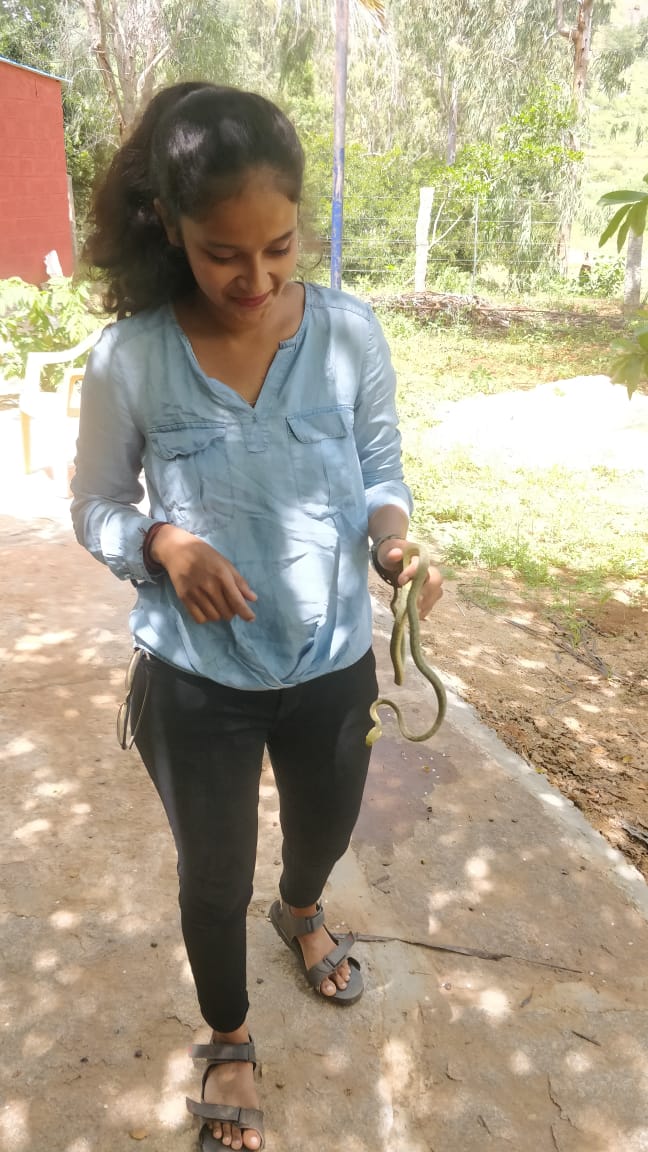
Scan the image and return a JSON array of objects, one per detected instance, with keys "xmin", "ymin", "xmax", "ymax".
[{"xmin": 330, "ymin": 0, "xmax": 349, "ymax": 291}]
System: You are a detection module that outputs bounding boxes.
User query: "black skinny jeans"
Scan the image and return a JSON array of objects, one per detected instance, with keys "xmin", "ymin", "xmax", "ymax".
[{"xmin": 131, "ymin": 648, "xmax": 377, "ymax": 1032}]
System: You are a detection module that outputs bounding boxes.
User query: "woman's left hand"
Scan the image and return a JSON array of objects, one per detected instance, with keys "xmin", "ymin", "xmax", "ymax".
[{"xmin": 377, "ymin": 539, "xmax": 444, "ymax": 619}]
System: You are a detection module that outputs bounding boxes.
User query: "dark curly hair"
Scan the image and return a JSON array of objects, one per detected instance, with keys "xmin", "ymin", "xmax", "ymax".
[{"xmin": 84, "ymin": 83, "xmax": 305, "ymax": 317}]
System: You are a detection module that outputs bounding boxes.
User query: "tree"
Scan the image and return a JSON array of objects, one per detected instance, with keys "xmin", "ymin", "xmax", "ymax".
[
  {"xmin": 3, "ymin": 0, "xmax": 642, "ymax": 288},
  {"xmin": 599, "ymin": 180, "xmax": 648, "ymax": 256},
  {"xmin": 79, "ymin": 0, "xmax": 185, "ymax": 135},
  {"xmin": 385, "ymin": 1, "xmax": 575, "ymax": 166},
  {"xmin": 599, "ymin": 177, "xmax": 648, "ymax": 395},
  {"xmin": 0, "ymin": 0, "xmax": 60, "ymax": 68},
  {"xmin": 556, "ymin": 0, "xmax": 595, "ymax": 115},
  {"xmin": 550, "ymin": 2, "xmax": 614, "ymax": 266},
  {"xmin": 595, "ymin": 17, "xmax": 648, "ymax": 98}
]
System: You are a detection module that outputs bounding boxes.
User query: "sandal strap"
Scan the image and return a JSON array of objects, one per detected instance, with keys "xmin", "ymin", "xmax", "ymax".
[
  {"xmin": 305, "ymin": 931, "xmax": 357, "ymax": 988},
  {"xmin": 187, "ymin": 1099, "xmax": 265, "ymax": 1131},
  {"xmin": 281, "ymin": 901, "xmax": 325, "ymax": 937},
  {"xmin": 190, "ymin": 1040, "xmax": 257, "ymax": 1066}
]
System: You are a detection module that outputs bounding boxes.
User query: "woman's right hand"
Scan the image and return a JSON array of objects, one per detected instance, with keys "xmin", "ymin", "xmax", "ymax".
[{"xmin": 150, "ymin": 524, "xmax": 257, "ymax": 624}]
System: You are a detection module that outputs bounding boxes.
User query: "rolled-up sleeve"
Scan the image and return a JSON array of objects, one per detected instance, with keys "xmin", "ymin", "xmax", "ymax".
[
  {"xmin": 353, "ymin": 310, "xmax": 413, "ymax": 520},
  {"xmin": 70, "ymin": 330, "xmax": 160, "ymax": 584}
]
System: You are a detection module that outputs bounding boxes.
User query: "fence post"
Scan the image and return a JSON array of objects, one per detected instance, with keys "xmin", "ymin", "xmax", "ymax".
[
  {"xmin": 414, "ymin": 187, "xmax": 434, "ymax": 292},
  {"xmin": 471, "ymin": 196, "xmax": 479, "ymax": 296}
]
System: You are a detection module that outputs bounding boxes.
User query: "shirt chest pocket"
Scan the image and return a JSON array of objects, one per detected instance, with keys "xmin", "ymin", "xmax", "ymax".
[
  {"xmin": 285, "ymin": 407, "xmax": 360, "ymax": 513},
  {"xmin": 147, "ymin": 422, "xmax": 233, "ymax": 529}
]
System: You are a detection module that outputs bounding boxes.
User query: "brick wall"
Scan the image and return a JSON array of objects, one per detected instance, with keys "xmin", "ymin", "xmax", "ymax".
[{"xmin": 0, "ymin": 60, "xmax": 74, "ymax": 284}]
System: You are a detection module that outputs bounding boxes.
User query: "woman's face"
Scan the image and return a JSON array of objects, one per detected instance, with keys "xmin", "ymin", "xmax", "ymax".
[{"xmin": 164, "ymin": 168, "xmax": 300, "ymax": 328}]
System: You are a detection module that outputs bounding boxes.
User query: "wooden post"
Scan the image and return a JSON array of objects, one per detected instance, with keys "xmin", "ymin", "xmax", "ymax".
[{"xmin": 414, "ymin": 187, "xmax": 434, "ymax": 292}]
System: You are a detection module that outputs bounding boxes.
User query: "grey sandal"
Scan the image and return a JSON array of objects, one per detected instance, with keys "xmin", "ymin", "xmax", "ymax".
[
  {"xmin": 186, "ymin": 1038, "xmax": 265, "ymax": 1151},
  {"xmin": 269, "ymin": 899, "xmax": 364, "ymax": 1005}
]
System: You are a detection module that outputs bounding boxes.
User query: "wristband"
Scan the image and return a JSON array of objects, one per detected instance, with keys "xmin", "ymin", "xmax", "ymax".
[
  {"xmin": 370, "ymin": 534, "xmax": 403, "ymax": 587},
  {"xmin": 142, "ymin": 521, "xmax": 167, "ymax": 575}
]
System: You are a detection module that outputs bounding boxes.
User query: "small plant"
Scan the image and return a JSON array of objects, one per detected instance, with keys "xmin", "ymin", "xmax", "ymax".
[
  {"xmin": 0, "ymin": 276, "xmax": 103, "ymax": 389},
  {"xmin": 467, "ymin": 365, "xmax": 498, "ymax": 393},
  {"xmin": 607, "ymin": 313, "xmax": 648, "ymax": 398},
  {"xmin": 575, "ymin": 255, "xmax": 624, "ymax": 298},
  {"xmin": 598, "ymin": 174, "xmax": 648, "ymax": 396},
  {"xmin": 599, "ymin": 177, "xmax": 648, "ymax": 253}
]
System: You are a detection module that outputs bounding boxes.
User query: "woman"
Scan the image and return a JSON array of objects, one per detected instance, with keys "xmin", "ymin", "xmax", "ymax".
[{"xmin": 71, "ymin": 81, "xmax": 442, "ymax": 1151}]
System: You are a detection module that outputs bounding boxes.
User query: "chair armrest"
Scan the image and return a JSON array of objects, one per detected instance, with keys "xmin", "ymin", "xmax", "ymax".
[{"xmin": 19, "ymin": 327, "xmax": 104, "ymax": 413}]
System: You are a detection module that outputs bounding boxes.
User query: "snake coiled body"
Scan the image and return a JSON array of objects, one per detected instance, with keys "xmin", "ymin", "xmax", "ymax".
[{"xmin": 367, "ymin": 543, "xmax": 447, "ymax": 746}]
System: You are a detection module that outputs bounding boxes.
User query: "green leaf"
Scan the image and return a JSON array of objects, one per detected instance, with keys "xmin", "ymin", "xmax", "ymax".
[
  {"xmin": 617, "ymin": 212, "xmax": 634, "ymax": 252},
  {"xmin": 598, "ymin": 190, "xmax": 648, "ymax": 206},
  {"xmin": 628, "ymin": 200, "xmax": 648, "ymax": 237},
  {"xmin": 612, "ymin": 337, "xmax": 642, "ymax": 353},
  {"xmin": 599, "ymin": 204, "xmax": 631, "ymax": 247},
  {"xmin": 611, "ymin": 354, "xmax": 644, "ymax": 393},
  {"xmin": 637, "ymin": 332, "xmax": 648, "ymax": 352}
]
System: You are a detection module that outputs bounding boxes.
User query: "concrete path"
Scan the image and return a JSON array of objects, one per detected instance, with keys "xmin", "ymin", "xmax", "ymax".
[{"xmin": 1, "ymin": 406, "xmax": 647, "ymax": 1152}]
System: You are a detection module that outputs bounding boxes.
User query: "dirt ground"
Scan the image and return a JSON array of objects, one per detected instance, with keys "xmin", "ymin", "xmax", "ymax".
[
  {"xmin": 390, "ymin": 373, "xmax": 648, "ymax": 883},
  {"xmin": 4, "ymin": 517, "xmax": 648, "ymax": 1152},
  {"xmin": 373, "ymin": 573, "xmax": 648, "ymax": 883}
]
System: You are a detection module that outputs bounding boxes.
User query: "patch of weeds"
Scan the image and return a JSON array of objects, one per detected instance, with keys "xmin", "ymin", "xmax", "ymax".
[
  {"xmin": 443, "ymin": 536, "xmax": 478, "ymax": 568},
  {"xmin": 467, "ymin": 365, "xmax": 498, "ymax": 394},
  {"xmin": 458, "ymin": 578, "xmax": 508, "ymax": 613},
  {"xmin": 380, "ymin": 305, "xmax": 622, "ymax": 406},
  {"xmin": 591, "ymin": 464, "xmax": 625, "ymax": 482},
  {"xmin": 478, "ymin": 536, "xmax": 552, "ymax": 587},
  {"xmin": 431, "ymin": 505, "xmax": 476, "ymax": 525},
  {"xmin": 544, "ymin": 576, "xmax": 616, "ymax": 646}
]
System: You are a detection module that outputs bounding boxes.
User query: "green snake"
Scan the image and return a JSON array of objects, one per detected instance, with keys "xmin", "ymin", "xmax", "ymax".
[{"xmin": 366, "ymin": 542, "xmax": 447, "ymax": 746}]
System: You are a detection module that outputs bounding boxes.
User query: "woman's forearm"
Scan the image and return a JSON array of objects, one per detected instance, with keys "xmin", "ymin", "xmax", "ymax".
[{"xmin": 368, "ymin": 505, "xmax": 409, "ymax": 552}]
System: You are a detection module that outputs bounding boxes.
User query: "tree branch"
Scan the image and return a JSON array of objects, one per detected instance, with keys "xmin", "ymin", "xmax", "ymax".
[
  {"xmin": 107, "ymin": 0, "xmax": 129, "ymax": 80},
  {"xmin": 429, "ymin": 213, "xmax": 465, "ymax": 249},
  {"xmin": 555, "ymin": 0, "xmax": 576, "ymax": 42},
  {"xmin": 82, "ymin": 0, "xmax": 126, "ymax": 132},
  {"xmin": 137, "ymin": 40, "xmax": 171, "ymax": 100}
]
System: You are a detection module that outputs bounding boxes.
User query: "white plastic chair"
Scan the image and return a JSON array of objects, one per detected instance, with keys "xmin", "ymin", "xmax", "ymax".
[{"xmin": 19, "ymin": 328, "xmax": 103, "ymax": 494}]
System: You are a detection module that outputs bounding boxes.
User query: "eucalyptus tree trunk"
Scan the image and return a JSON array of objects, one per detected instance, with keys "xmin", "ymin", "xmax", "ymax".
[
  {"xmin": 446, "ymin": 82, "xmax": 459, "ymax": 165},
  {"xmin": 555, "ymin": 0, "xmax": 595, "ymax": 269},
  {"xmin": 556, "ymin": 0, "xmax": 594, "ymax": 113}
]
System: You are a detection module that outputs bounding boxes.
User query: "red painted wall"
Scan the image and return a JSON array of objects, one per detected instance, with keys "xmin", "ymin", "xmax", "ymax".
[{"xmin": 0, "ymin": 60, "xmax": 74, "ymax": 284}]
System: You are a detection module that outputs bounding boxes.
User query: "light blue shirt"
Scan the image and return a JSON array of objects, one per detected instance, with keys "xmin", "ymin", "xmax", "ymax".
[{"xmin": 71, "ymin": 283, "xmax": 412, "ymax": 689}]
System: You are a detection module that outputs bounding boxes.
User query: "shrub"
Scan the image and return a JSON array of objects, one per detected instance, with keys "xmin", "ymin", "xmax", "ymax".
[{"xmin": 0, "ymin": 277, "xmax": 103, "ymax": 389}]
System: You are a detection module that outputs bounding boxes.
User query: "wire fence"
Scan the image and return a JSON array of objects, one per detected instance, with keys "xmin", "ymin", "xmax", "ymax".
[{"xmin": 309, "ymin": 189, "xmax": 609, "ymax": 298}]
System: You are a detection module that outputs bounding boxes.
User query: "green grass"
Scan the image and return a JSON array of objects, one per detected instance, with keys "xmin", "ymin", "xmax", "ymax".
[
  {"xmin": 378, "ymin": 307, "xmax": 618, "ymax": 407},
  {"xmin": 406, "ymin": 452, "xmax": 648, "ymax": 582},
  {"xmin": 380, "ymin": 308, "xmax": 648, "ymax": 617}
]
